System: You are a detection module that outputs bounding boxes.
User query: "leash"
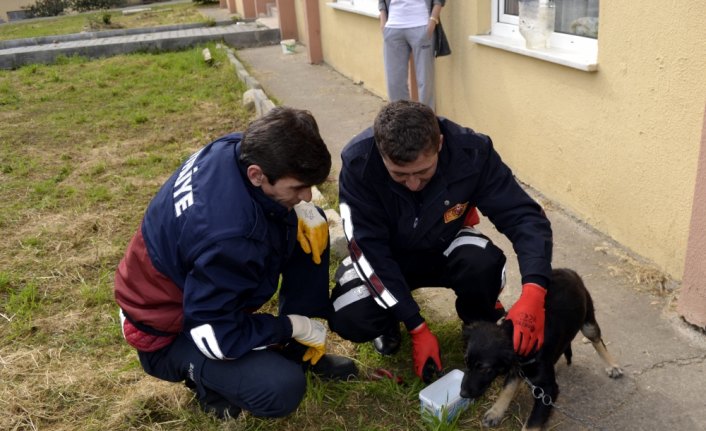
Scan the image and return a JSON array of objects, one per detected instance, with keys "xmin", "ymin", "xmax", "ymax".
[
  {"xmin": 518, "ymin": 369, "xmax": 607, "ymax": 431},
  {"xmin": 370, "ymin": 367, "xmax": 404, "ymax": 385}
]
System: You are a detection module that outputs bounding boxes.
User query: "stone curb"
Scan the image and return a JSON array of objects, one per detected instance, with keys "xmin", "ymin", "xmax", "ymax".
[
  {"xmin": 0, "ymin": 20, "xmax": 243, "ymax": 50},
  {"xmin": 218, "ymin": 43, "xmax": 347, "ymax": 259},
  {"xmin": 220, "ymin": 44, "xmax": 275, "ymax": 120},
  {"xmin": 0, "ymin": 23, "xmax": 280, "ymax": 70}
]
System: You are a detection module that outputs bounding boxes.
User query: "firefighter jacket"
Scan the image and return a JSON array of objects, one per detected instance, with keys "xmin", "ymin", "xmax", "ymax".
[
  {"xmin": 338, "ymin": 117, "xmax": 553, "ymax": 329},
  {"xmin": 115, "ymin": 133, "xmax": 297, "ymax": 358}
]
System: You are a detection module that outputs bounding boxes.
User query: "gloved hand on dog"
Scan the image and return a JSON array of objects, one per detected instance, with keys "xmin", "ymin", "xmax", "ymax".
[
  {"xmin": 293, "ymin": 201, "xmax": 328, "ymax": 264},
  {"xmin": 506, "ymin": 283, "xmax": 546, "ymax": 356},
  {"xmin": 288, "ymin": 314, "xmax": 327, "ymax": 365},
  {"xmin": 409, "ymin": 322, "xmax": 442, "ymax": 383}
]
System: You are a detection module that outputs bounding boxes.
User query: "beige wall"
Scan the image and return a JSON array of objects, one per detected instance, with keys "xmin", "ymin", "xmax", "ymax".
[
  {"xmin": 319, "ymin": 2, "xmax": 385, "ymax": 98},
  {"xmin": 235, "ymin": 0, "xmax": 253, "ymax": 18},
  {"xmin": 1, "ymin": 0, "xmax": 35, "ymax": 21},
  {"xmin": 318, "ymin": 0, "xmax": 706, "ymax": 280},
  {"xmin": 294, "ymin": 0, "xmax": 310, "ymax": 49}
]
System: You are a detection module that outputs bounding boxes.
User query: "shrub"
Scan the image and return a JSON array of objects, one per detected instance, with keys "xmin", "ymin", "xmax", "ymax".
[
  {"xmin": 86, "ymin": 11, "xmax": 122, "ymax": 30},
  {"xmin": 23, "ymin": 0, "xmax": 69, "ymax": 18},
  {"xmin": 22, "ymin": 0, "xmax": 126, "ymax": 17},
  {"xmin": 71, "ymin": 0, "xmax": 125, "ymax": 13}
]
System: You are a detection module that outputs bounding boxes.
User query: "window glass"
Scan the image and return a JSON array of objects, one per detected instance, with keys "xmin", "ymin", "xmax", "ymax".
[
  {"xmin": 500, "ymin": 0, "xmax": 599, "ymax": 38},
  {"xmin": 504, "ymin": 0, "xmax": 519, "ymax": 15}
]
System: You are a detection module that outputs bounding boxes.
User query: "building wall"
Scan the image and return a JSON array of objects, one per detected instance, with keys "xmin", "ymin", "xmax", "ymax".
[
  {"xmin": 254, "ymin": 0, "xmax": 269, "ymax": 17},
  {"xmin": 319, "ymin": 2, "xmax": 385, "ymax": 98},
  {"xmin": 234, "ymin": 0, "xmax": 251, "ymax": 18},
  {"xmin": 678, "ymin": 107, "xmax": 706, "ymax": 327},
  {"xmin": 294, "ymin": 0, "xmax": 310, "ymax": 48},
  {"xmin": 318, "ymin": 0, "xmax": 706, "ymax": 280},
  {"xmin": 0, "ymin": 0, "xmax": 35, "ymax": 21}
]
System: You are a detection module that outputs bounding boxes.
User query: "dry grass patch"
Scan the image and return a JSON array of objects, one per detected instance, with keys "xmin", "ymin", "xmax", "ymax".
[
  {"xmin": 0, "ymin": 44, "xmax": 252, "ymax": 430},
  {"xmin": 0, "ymin": 44, "xmax": 526, "ymax": 431}
]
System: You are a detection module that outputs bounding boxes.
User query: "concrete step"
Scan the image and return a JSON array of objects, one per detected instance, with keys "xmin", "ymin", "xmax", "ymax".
[
  {"xmin": 0, "ymin": 23, "xmax": 280, "ymax": 70},
  {"xmin": 256, "ymin": 15, "xmax": 279, "ymax": 29},
  {"xmin": 0, "ymin": 21, "xmax": 236, "ymax": 50}
]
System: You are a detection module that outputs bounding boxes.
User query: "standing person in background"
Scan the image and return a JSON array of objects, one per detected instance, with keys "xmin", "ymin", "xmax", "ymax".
[
  {"xmin": 379, "ymin": 0, "xmax": 445, "ymax": 110},
  {"xmin": 114, "ymin": 107, "xmax": 356, "ymax": 420}
]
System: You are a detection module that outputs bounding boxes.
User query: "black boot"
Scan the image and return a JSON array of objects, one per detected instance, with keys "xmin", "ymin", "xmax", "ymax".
[
  {"xmin": 280, "ymin": 341, "xmax": 358, "ymax": 381},
  {"xmin": 198, "ymin": 389, "xmax": 242, "ymax": 420},
  {"xmin": 309, "ymin": 354, "xmax": 359, "ymax": 381},
  {"xmin": 372, "ymin": 324, "xmax": 402, "ymax": 356},
  {"xmin": 185, "ymin": 380, "xmax": 242, "ymax": 420}
]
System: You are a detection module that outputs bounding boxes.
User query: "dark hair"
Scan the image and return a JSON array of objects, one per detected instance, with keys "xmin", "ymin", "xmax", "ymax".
[
  {"xmin": 240, "ymin": 106, "xmax": 331, "ymax": 185},
  {"xmin": 373, "ymin": 100, "xmax": 440, "ymax": 164}
]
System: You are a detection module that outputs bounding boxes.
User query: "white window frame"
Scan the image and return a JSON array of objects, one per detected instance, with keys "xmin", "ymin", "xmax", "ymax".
[
  {"xmin": 499, "ymin": 1, "xmax": 520, "ymax": 25},
  {"xmin": 327, "ymin": 0, "xmax": 380, "ymax": 18},
  {"xmin": 470, "ymin": 0, "xmax": 598, "ymax": 72}
]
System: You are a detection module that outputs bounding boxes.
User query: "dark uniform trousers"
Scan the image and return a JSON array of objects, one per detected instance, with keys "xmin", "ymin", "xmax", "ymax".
[
  {"xmin": 329, "ymin": 227, "xmax": 506, "ymax": 342},
  {"xmin": 135, "ymin": 239, "xmax": 331, "ymax": 418}
]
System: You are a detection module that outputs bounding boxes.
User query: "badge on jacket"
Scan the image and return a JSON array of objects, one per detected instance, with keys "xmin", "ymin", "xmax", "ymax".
[{"xmin": 444, "ymin": 202, "xmax": 469, "ymax": 223}]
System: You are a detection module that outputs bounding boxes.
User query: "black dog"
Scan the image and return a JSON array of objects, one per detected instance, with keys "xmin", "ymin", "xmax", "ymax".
[{"xmin": 460, "ymin": 268, "xmax": 623, "ymax": 431}]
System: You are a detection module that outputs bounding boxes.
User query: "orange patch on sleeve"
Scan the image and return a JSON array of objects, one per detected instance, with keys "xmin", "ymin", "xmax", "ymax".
[{"xmin": 444, "ymin": 202, "xmax": 469, "ymax": 223}]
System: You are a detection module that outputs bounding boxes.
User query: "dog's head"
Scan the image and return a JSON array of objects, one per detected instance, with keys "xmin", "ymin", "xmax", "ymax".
[{"xmin": 460, "ymin": 319, "xmax": 515, "ymax": 399}]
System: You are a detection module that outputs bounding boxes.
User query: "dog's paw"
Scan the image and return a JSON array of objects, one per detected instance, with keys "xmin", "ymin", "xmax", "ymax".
[
  {"xmin": 606, "ymin": 366, "xmax": 624, "ymax": 378},
  {"xmin": 482, "ymin": 408, "xmax": 504, "ymax": 428}
]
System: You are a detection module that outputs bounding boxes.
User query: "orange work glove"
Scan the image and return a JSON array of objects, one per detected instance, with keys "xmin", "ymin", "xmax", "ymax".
[
  {"xmin": 409, "ymin": 322, "xmax": 442, "ymax": 383},
  {"xmin": 293, "ymin": 201, "xmax": 328, "ymax": 264},
  {"xmin": 506, "ymin": 283, "xmax": 546, "ymax": 356}
]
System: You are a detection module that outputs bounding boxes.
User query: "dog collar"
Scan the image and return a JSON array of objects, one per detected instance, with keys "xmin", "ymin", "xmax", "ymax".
[{"xmin": 518, "ymin": 356, "xmax": 538, "ymax": 366}]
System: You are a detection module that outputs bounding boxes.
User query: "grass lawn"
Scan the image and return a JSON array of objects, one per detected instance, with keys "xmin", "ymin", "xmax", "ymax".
[
  {"xmin": 0, "ymin": 42, "xmax": 528, "ymax": 430},
  {"xmin": 0, "ymin": 2, "xmax": 214, "ymax": 41}
]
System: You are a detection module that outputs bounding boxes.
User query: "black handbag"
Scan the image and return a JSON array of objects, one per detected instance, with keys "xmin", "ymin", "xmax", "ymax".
[{"xmin": 434, "ymin": 21, "xmax": 451, "ymax": 57}]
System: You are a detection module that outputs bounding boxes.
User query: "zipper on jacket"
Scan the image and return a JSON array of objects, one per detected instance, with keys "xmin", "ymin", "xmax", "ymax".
[{"xmin": 412, "ymin": 192, "xmax": 423, "ymax": 229}]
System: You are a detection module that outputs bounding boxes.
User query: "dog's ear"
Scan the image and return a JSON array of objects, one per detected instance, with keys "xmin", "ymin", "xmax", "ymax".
[
  {"xmin": 500, "ymin": 318, "xmax": 514, "ymax": 339},
  {"xmin": 462, "ymin": 321, "xmax": 481, "ymax": 339}
]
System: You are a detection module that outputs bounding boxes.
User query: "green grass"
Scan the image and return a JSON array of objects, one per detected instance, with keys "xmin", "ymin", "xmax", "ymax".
[
  {"xmin": 0, "ymin": 43, "xmax": 252, "ymax": 430},
  {"xmin": 0, "ymin": 34, "xmax": 526, "ymax": 431},
  {"xmin": 0, "ymin": 2, "xmax": 210, "ymax": 41}
]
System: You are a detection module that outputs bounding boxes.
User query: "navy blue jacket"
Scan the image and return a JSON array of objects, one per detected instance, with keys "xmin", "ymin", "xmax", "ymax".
[
  {"xmin": 116, "ymin": 133, "xmax": 296, "ymax": 359},
  {"xmin": 339, "ymin": 118, "xmax": 553, "ymax": 328}
]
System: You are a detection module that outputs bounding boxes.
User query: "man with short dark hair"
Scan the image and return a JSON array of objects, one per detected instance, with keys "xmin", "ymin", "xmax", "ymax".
[
  {"xmin": 330, "ymin": 100, "xmax": 553, "ymax": 382},
  {"xmin": 115, "ymin": 107, "xmax": 356, "ymax": 419}
]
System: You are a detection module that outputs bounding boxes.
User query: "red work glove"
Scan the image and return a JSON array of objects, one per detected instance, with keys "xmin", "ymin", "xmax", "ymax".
[
  {"xmin": 409, "ymin": 322, "xmax": 442, "ymax": 383},
  {"xmin": 506, "ymin": 283, "xmax": 546, "ymax": 356}
]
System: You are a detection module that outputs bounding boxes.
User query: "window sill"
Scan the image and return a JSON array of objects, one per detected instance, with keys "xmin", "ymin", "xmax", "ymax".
[
  {"xmin": 469, "ymin": 34, "xmax": 597, "ymax": 72},
  {"xmin": 326, "ymin": 2, "xmax": 380, "ymax": 19}
]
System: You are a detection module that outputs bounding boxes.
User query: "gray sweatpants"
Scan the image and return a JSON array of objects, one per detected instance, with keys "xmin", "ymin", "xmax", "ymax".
[{"xmin": 383, "ymin": 25, "xmax": 435, "ymax": 110}]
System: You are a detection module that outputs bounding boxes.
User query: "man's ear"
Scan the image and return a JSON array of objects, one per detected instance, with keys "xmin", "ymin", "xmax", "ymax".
[
  {"xmin": 438, "ymin": 134, "xmax": 444, "ymax": 153},
  {"xmin": 246, "ymin": 165, "xmax": 265, "ymax": 187}
]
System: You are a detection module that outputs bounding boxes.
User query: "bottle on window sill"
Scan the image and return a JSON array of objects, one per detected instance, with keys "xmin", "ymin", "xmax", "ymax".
[{"xmin": 519, "ymin": 0, "xmax": 556, "ymax": 49}]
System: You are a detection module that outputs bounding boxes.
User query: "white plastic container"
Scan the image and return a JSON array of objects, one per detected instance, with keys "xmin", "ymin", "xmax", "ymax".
[
  {"xmin": 280, "ymin": 39, "xmax": 296, "ymax": 54},
  {"xmin": 419, "ymin": 369, "xmax": 471, "ymax": 422}
]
